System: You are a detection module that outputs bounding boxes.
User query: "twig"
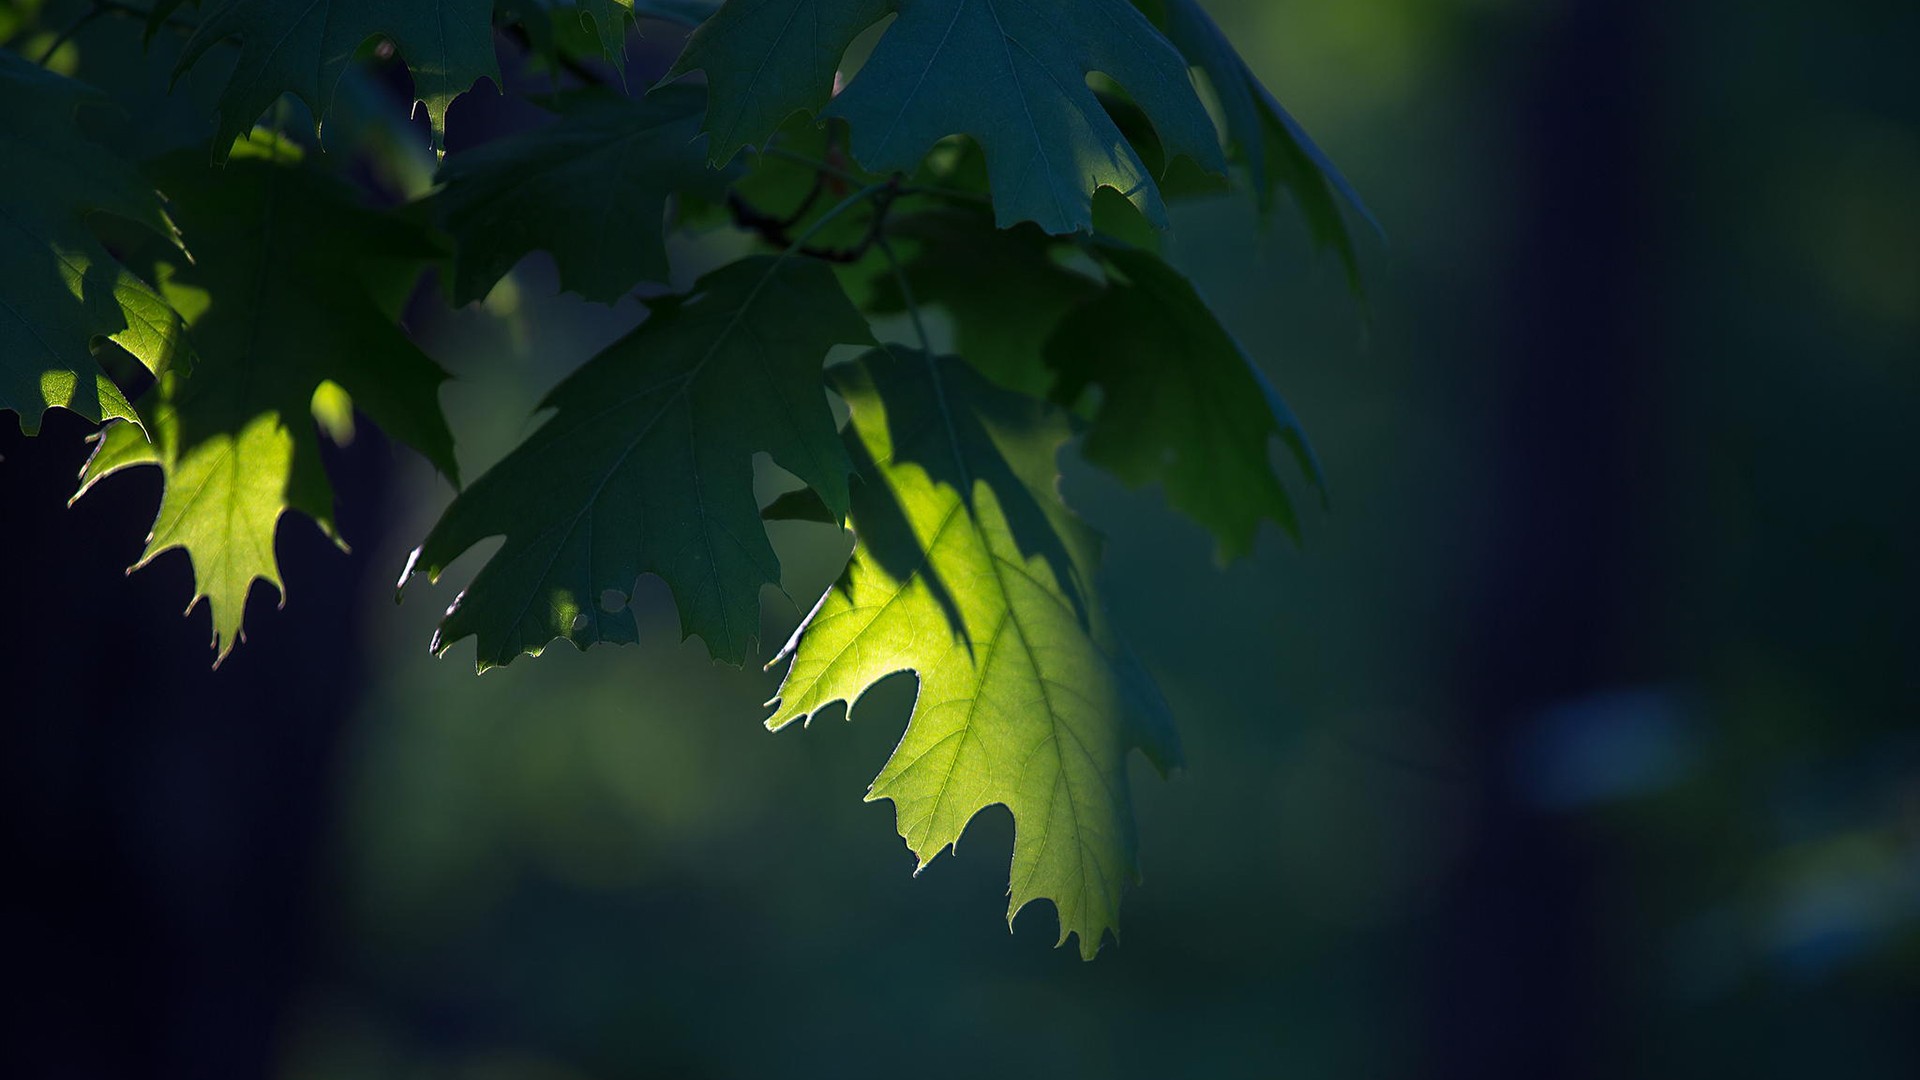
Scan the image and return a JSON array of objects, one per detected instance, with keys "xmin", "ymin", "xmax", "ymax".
[
  {"xmin": 44, "ymin": 0, "xmax": 198, "ymax": 57},
  {"xmin": 760, "ymin": 145, "xmax": 991, "ymax": 207},
  {"xmin": 731, "ymin": 175, "xmax": 902, "ymax": 263},
  {"xmin": 36, "ymin": 5, "xmax": 106, "ymax": 63},
  {"xmin": 774, "ymin": 181, "xmax": 896, "ymax": 265}
]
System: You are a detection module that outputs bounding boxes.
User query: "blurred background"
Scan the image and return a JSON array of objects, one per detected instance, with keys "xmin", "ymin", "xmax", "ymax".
[{"xmin": 3, "ymin": 0, "xmax": 1916, "ymax": 1076}]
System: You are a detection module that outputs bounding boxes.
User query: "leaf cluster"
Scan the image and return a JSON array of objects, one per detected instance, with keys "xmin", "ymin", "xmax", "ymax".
[{"xmin": 0, "ymin": 0, "xmax": 1371, "ymax": 957}]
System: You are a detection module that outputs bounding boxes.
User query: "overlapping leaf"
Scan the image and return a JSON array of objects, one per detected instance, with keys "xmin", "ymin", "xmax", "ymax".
[
  {"xmin": 867, "ymin": 209, "xmax": 1323, "ymax": 557},
  {"xmin": 671, "ymin": 0, "xmax": 1225, "ymax": 233},
  {"xmin": 1047, "ymin": 243, "xmax": 1326, "ymax": 559},
  {"xmin": 0, "ymin": 51, "xmax": 186, "ymax": 434},
  {"xmin": 634, "ymin": 0, "xmax": 724, "ymax": 29},
  {"xmin": 1137, "ymin": 0, "xmax": 1377, "ymax": 290},
  {"xmin": 502, "ymin": 0, "xmax": 720, "ymax": 64},
  {"xmin": 78, "ymin": 138, "xmax": 457, "ymax": 661},
  {"xmin": 867, "ymin": 209, "xmax": 1096, "ymax": 396},
  {"xmin": 431, "ymin": 84, "xmax": 723, "ymax": 304},
  {"xmin": 516, "ymin": 0, "xmax": 633, "ymax": 56},
  {"xmin": 409, "ymin": 255, "xmax": 873, "ymax": 669},
  {"xmin": 768, "ymin": 347, "xmax": 1180, "ymax": 959},
  {"xmin": 163, "ymin": 0, "xmax": 498, "ymax": 155}
]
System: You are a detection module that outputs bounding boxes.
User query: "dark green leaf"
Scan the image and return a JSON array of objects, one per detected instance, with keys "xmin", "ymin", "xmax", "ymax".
[
  {"xmin": 430, "ymin": 83, "xmax": 723, "ymax": 305},
  {"xmin": 633, "ymin": 0, "xmax": 722, "ymax": 27},
  {"xmin": 671, "ymin": 0, "xmax": 1226, "ymax": 233},
  {"xmin": 168, "ymin": 0, "xmax": 499, "ymax": 156},
  {"xmin": 529, "ymin": 0, "xmax": 633, "ymax": 57},
  {"xmin": 868, "ymin": 208, "xmax": 1096, "ymax": 396},
  {"xmin": 1140, "ymin": 0, "xmax": 1377, "ymax": 292},
  {"xmin": 1046, "ymin": 242, "xmax": 1326, "ymax": 559},
  {"xmin": 410, "ymin": 254, "xmax": 874, "ymax": 669}
]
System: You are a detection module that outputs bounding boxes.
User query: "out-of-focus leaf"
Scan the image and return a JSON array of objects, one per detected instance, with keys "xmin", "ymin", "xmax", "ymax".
[
  {"xmin": 1138, "ymin": 0, "xmax": 1377, "ymax": 292},
  {"xmin": 161, "ymin": 0, "xmax": 499, "ymax": 156},
  {"xmin": 634, "ymin": 0, "xmax": 720, "ymax": 26},
  {"xmin": 529, "ymin": 0, "xmax": 634, "ymax": 56},
  {"xmin": 1047, "ymin": 242, "xmax": 1327, "ymax": 559},
  {"xmin": 505, "ymin": 0, "xmax": 717, "ymax": 59}
]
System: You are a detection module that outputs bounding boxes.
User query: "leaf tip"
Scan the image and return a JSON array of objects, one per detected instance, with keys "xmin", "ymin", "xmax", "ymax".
[{"xmin": 394, "ymin": 544, "xmax": 426, "ymax": 600}]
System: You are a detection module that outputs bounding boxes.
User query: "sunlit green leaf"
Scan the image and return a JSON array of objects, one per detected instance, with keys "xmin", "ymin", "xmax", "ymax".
[
  {"xmin": 78, "ymin": 136, "xmax": 456, "ymax": 662},
  {"xmin": 0, "ymin": 50, "xmax": 187, "ymax": 434},
  {"xmin": 770, "ymin": 346, "xmax": 1180, "ymax": 959}
]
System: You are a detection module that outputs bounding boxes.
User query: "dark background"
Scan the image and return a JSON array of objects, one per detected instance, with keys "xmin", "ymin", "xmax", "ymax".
[{"xmin": 3, "ymin": 0, "xmax": 1916, "ymax": 1076}]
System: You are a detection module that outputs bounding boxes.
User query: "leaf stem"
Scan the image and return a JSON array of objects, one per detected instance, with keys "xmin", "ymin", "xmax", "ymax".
[
  {"xmin": 734, "ymin": 177, "xmax": 900, "ymax": 264},
  {"xmin": 879, "ymin": 237, "xmax": 933, "ymax": 354},
  {"xmin": 36, "ymin": 6, "xmax": 105, "ymax": 63},
  {"xmin": 784, "ymin": 182, "xmax": 892, "ymax": 250},
  {"xmin": 36, "ymin": 0, "xmax": 198, "ymax": 62}
]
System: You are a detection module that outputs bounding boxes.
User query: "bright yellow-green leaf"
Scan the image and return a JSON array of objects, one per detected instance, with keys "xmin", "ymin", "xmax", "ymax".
[
  {"xmin": 769, "ymin": 347, "xmax": 1180, "ymax": 959},
  {"xmin": 78, "ymin": 139, "xmax": 456, "ymax": 662}
]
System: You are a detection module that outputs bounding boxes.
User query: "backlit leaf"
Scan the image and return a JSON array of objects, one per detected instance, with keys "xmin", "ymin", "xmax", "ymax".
[
  {"xmin": 78, "ymin": 137, "xmax": 456, "ymax": 662},
  {"xmin": 0, "ymin": 51, "xmax": 187, "ymax": 434},
  {"xmin": 770, "ymin": 346, "xmax": 1180, "ymax": 958}
]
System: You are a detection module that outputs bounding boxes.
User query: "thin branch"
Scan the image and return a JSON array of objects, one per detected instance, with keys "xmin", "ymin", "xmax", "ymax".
[
  {"xmin": 761, "ymin": 146, "xmax": 871, "ymax": 191},
  {"xmin": 36, "ymin": 6, "xmax": 106, "ymax": 64},
  {"xmin": 53, "ymin": 0, "xmax": 198, "ymax": 48},
  {"xmin": 759, "ymin": 146, "xmax": 992, "ymax": 207},
  {"xmin": 731, "ymin": 175, "xmax": 902, "ymax": 263},
  {"xmin": 772, "ymin": 181, "xmax": 897, "ymax": 270}
]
